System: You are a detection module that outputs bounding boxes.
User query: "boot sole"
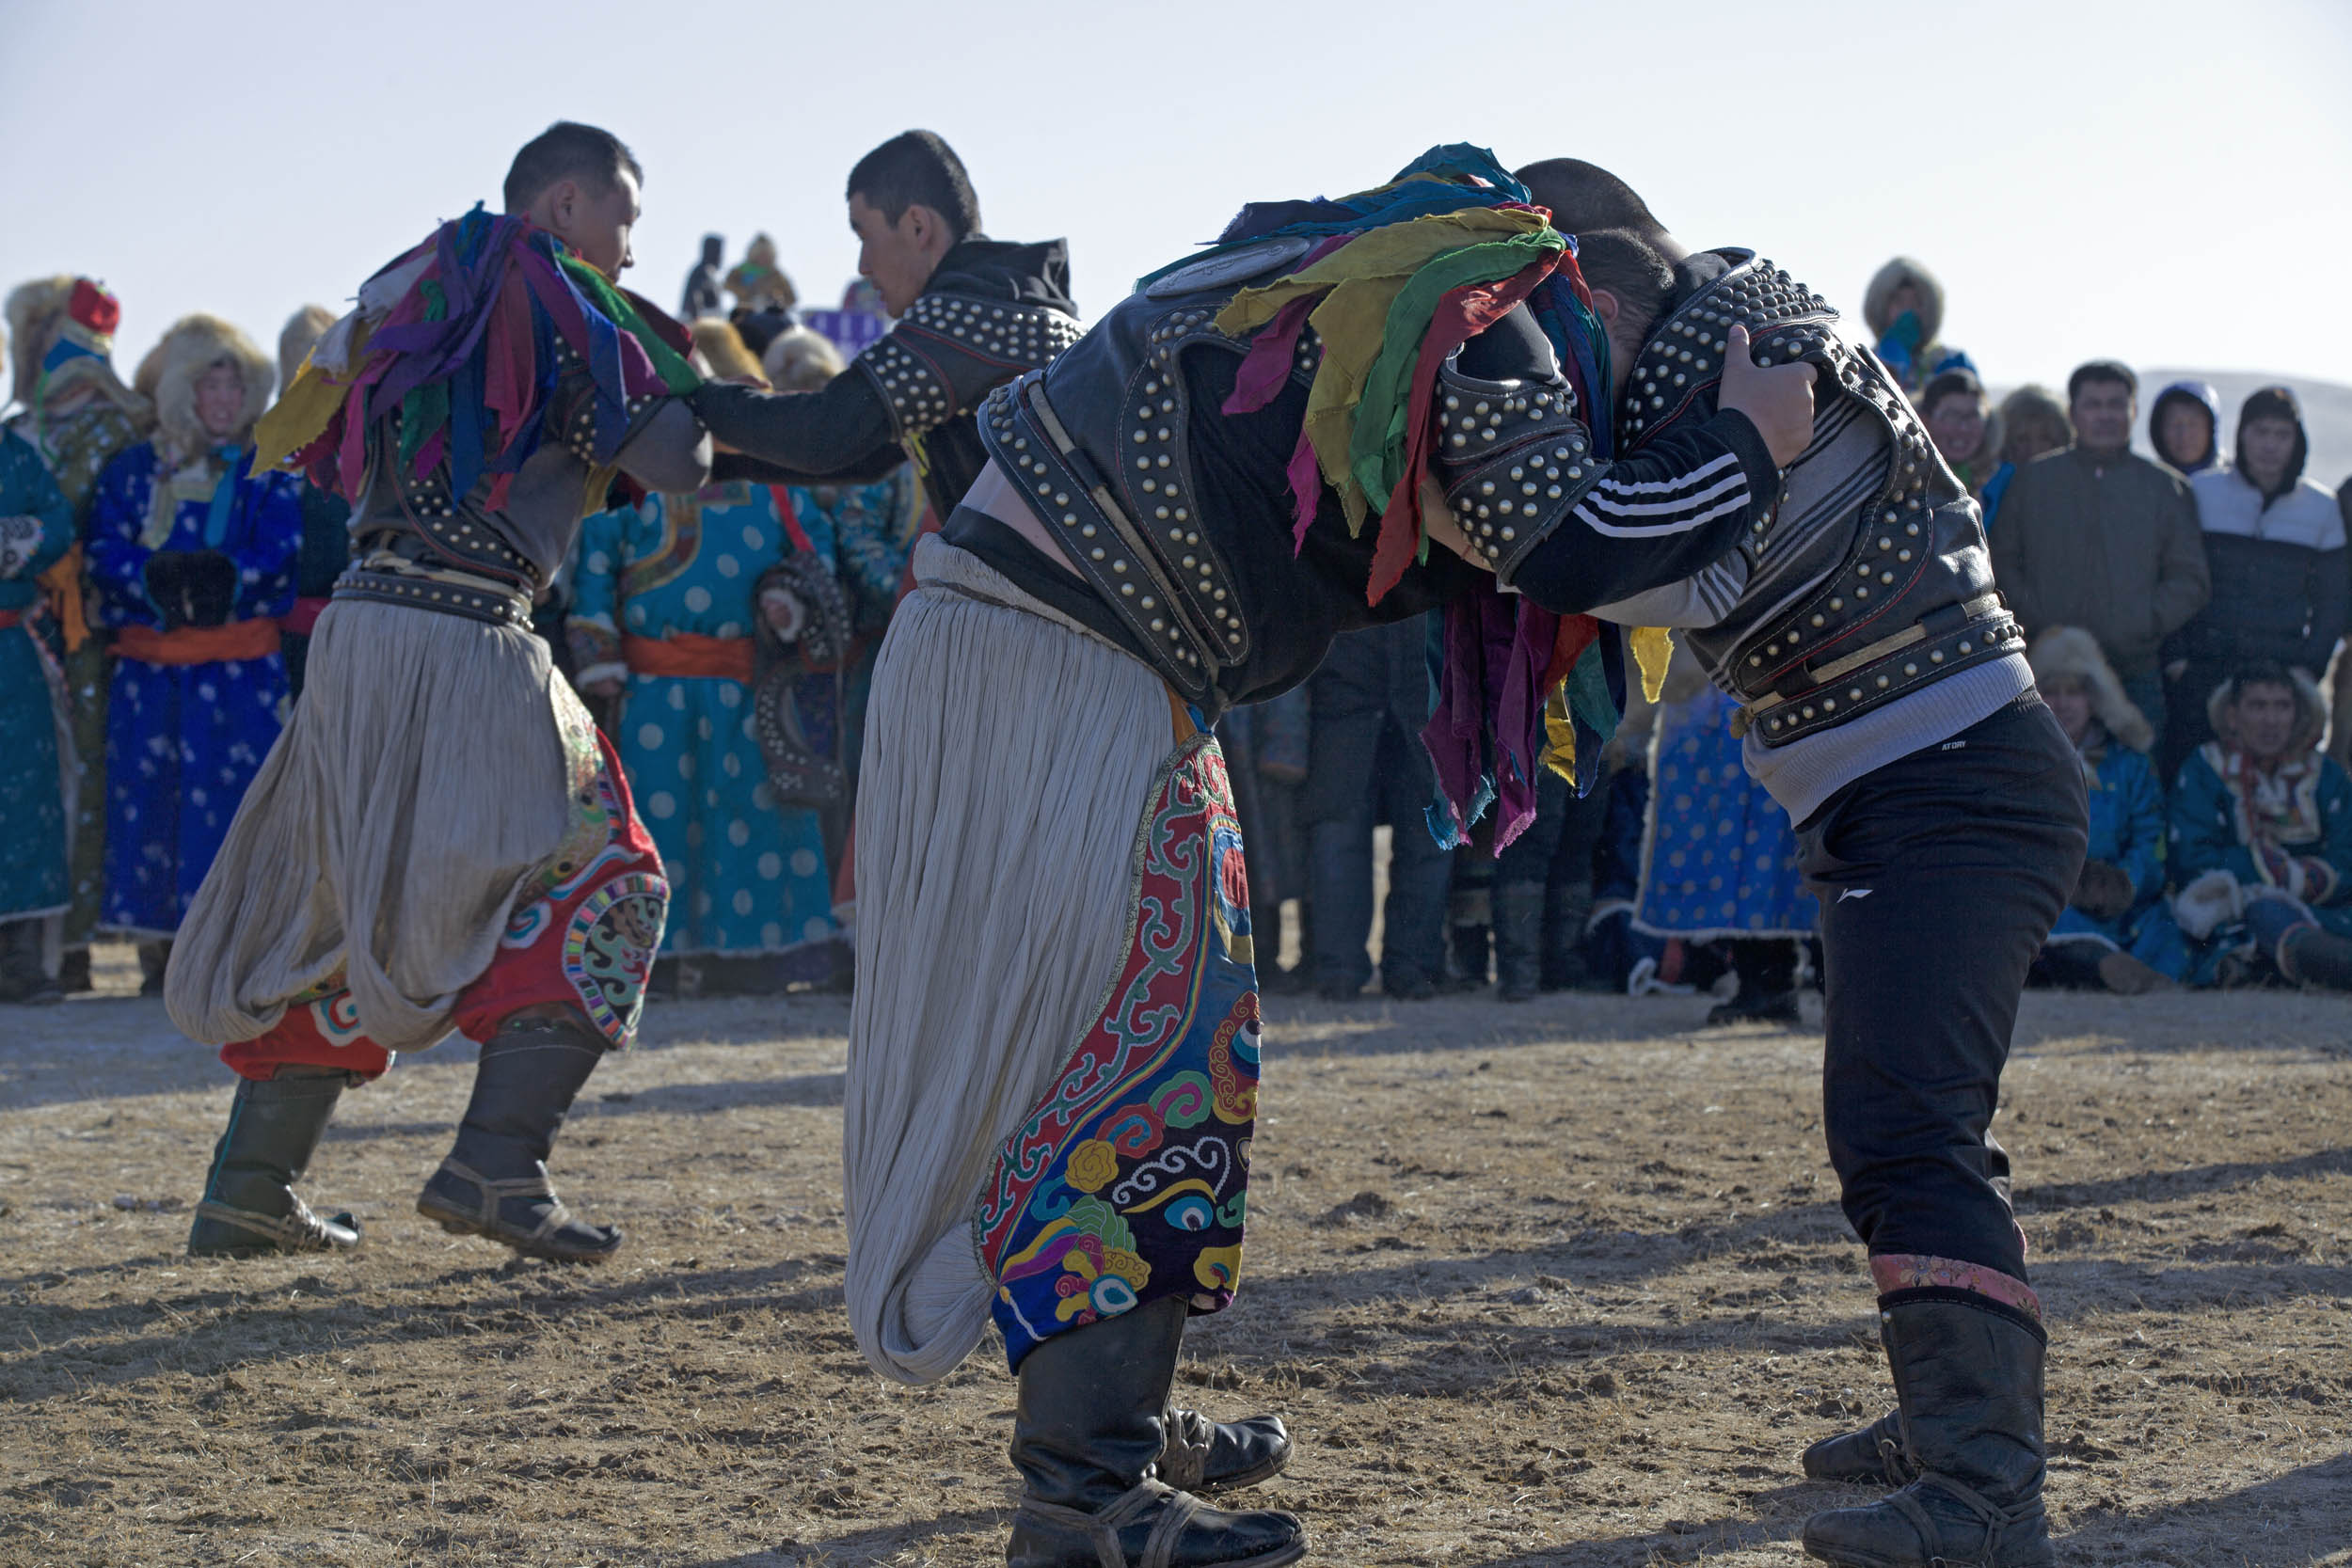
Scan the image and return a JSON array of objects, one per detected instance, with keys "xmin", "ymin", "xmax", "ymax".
[
  {"xmin": 1212, "ymin": 1534, "xmax": 1309, "ymax": 1568},
  {"xmin": 1198, "ymin": 1442, "xmax": 1294, "ymax": 1495},
  {"xmin": 415, "ymin": 1196, "xmax": 622, "ymax": 1264}
]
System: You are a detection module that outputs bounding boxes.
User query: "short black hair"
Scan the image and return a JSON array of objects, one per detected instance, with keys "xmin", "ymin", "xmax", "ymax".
[
  {"xmin": 1920, "ymin": 366, "xmax": 1988, "ymax": 416},
  {"xmin": 503, "ymin": 121, "xmax": 643, "ymax": 214},
  {"xmin": 2066, "ymin": 359, "xmax": 2137, "ymax": 404},
  {"xmin": 846, "ymin": 131, "xmax": 981, "ymax": 245},
  {"xmin": 1571, "ymin": 228, "xmax": 1677, "ymax": 341},
  {"xmin": 2225, "ymin": 660, "xmax": 2296, "ymax": 704},
  {"xmin": 1513, "ymin": 158, "xmax": 1669, "ymax": 243}
]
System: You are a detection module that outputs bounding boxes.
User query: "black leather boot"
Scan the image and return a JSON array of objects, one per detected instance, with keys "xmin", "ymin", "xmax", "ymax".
[
  {"xmin": 1801, "ymin": 1407, "xmax": 1915, "ymax": 1485},
  {"xmin": 1802, "ymin": 1296, "xmax": 2053, "ymax": 1567},
  {"xmin": 187, "ymin": 1067, "xmax": 363, "ymax": 1256},
  {"xmin": 0, "ymin": 918, "xmax": 61, "ymax": 1005},
  {"xmin": 1006, "ymin": 1298, "xmax": 1307, "ymax": 1568},
  {"xmin": 1492, "ymin": 883, "xmax": 1545, "ymax": 1003},
  {"xmin": 1707, "ymin": 939, "xmax": 1803, "ymax": 1026},
  {"xmin": 1158, "ymin": 1407, "xmax": 1294, "ymax": 1495},
  {"xmin": 1539, "ymin": 879, "xmax": 1593, "ymax": 991},
  {"xmin": 2279, "ymin": 924, "xmax": 2352, "ymax": 990},
  {"xmin": 415, "ymin": 1014, "xmax": 622, "ymax": 1262}
]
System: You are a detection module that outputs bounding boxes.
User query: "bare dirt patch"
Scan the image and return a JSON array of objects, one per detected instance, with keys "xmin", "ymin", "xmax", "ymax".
[{"xmin": 2, "ymin": 959, "xmax": 2347, "ymax": 1566}]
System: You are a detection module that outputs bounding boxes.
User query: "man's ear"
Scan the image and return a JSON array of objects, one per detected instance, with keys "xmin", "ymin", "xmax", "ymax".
[
  {"xmin": 1587, "ymin": 287, "xmax": 1622, "ymax": 327},
  {"xmin": 545, "ymin": 178, "xmax": 580, "ymax": 230}
]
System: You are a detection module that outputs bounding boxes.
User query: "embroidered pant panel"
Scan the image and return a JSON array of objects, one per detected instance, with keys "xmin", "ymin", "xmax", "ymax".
[
  {"xmin": 219, "ymin": 728, "xmax": 665, "ymax": 1080},
  {"xmin": 977, "ymin": 736, "xmax": 1260, "ymax": 1372}
]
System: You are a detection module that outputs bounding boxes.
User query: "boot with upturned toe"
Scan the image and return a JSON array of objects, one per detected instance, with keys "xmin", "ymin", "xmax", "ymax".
[
  {"xmin": 187, "ymin": 1065, "xmax": 363, "ymax": 1257},
  {"xmin": 1802, "ymin": 1295, "xmax": 2053, "ymax": 1568},
  {"xmin": 1801, "ymin": 1407, "xmax": 1914, "ymax": 1486},
  {"xmin": 416, "ymin": 1013, "xmax": 621, "ymax": 1263},
  {"xmin": 1158, "ymin": 1407, "xmax": 1294, "ymax": 1494},
  {"xmin": 1007, "ymin": 1296, "xmax": 1306, "ymax": 1568}
]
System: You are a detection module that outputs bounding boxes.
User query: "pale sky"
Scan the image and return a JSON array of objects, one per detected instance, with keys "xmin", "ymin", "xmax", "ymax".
[{"xmin": 6, "ymin": 0, "xmax": 2348, "ymax": 403}]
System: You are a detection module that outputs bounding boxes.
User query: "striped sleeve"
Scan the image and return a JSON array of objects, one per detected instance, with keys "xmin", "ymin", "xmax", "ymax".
[{"xmin": 1502, "ymin": 409, "xmax": 1782, "ymax": 616}]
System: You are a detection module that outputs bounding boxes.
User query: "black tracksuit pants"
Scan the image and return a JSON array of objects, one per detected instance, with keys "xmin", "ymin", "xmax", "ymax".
[{"xmin": 1798, "ymin": 693, "xmax": 2088, "ymax": 1282}]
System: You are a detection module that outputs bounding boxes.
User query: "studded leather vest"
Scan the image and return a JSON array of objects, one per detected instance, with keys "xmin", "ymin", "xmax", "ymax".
[
  {"xmin": 338, "ymin": 338, "xmax": 649, "ymax": 627},
  {"xmin": 977, "ymin": 238, "xmax": 1327, "ymax": 708},
  {"xmin": 1631, "ymin": 252, "xmax": 2021, "ymax": 747},
  {"xmin": 858, "ymin": 285, "xmax": 1084, "ymax": 522}
]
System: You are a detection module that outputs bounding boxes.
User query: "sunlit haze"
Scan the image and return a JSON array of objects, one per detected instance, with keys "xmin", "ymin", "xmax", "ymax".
[{"xmin": 7, "ymin": 0, "xmax": 2347, "ymax": 404}]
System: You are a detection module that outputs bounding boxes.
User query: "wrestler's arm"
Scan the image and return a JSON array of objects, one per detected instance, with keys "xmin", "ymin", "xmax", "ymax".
[
  {"xmin": 1434, "ymin": 319, "xmax": 1808, "ymax": 615},
  {"xmin": 612, "ymin": 400, "xmax": 713, "ymax": 496},
  {"xmin": 686, "ymin": 367, "xmax": 901, "ymax": 481},
  {"xmin": 709, "ymin": 445, "xmax": 907, "ymax": 487}
]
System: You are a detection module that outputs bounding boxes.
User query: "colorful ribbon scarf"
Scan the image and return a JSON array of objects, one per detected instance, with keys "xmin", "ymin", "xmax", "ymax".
[{"xmin": 253, "ymin": 205, "xmax": 699, "ymax": 509}]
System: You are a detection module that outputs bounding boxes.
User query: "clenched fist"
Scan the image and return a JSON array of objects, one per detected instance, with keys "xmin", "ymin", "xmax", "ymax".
[{"xmin": 1719, "ymin": 323, "xmax": 1818, "ymax": 468}]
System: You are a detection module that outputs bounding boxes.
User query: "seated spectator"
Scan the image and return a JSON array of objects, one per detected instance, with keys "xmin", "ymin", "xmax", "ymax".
[
  {"xmin": 2149, "ymin": 379, "xmax": 2222, "ymax": 475},
  {"xmin": 1302, "ymin": 619, "xmax": 1448, "ymax": 1001},
  {"xmin": 1863, "ymin": 256, "xmax": 1972, "ymax": 395},
  {"xmin": 1979, "ymin": 385, "xmax": 2071, "ymax": 531},
  {"xmin": 2164, "ymin": 663, "xmax": 2352, "ymax": 990},
  {"xmin": 2025, "ymin": 629, "xmax": 2172, "ymax": 992},
  {"xmin": 2166, "ymin": 387, "xmax": 2345, "ymax": 777},
  {"xmin": 1993, "ymin": 359, "xmax": 2208, "ymax": 739},
  {"xmin": 1921, "ymin": 367, "xmax": 2003, "ymax": 502}
]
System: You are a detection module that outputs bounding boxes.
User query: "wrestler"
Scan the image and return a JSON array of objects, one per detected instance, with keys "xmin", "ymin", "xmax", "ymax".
[
  {"xmin": 167, "ymin": 121, "xmax": 710, "ymax": 1264},
  {"xmin": 1484, "ymin": 159, "xmax": 2081, "ymax": 1568},
  {"xmin": 840, "ymin": 148, "xmax": 1818, "ymax": 1568},
  {"xmin": 684, "ymin": 129, "xmax": 1081, "ymax": 525}
]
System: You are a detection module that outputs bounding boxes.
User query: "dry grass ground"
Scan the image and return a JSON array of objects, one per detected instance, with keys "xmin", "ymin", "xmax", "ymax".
[{"xmin": 2, "ymin": 950, "xmax": 2347, "ymax": 1567}]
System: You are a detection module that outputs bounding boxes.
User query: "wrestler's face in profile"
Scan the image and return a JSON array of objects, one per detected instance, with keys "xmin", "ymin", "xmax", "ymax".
[
  {"xmin": 849, "ymin": 193, "xmax": 943, "ymax": 317},
  {"xmin": 553, "ymin": 169, "xmax": 642, "ymax": 279}
]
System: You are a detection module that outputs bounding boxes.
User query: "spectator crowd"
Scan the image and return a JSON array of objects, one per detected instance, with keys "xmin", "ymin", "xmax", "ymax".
[{"xmin": 5, "ymin": 247, "xmax": 2352, "ymax": 1013}]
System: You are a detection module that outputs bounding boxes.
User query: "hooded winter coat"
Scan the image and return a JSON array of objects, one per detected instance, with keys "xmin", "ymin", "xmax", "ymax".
[
  {"xmin": 2149, "ymin": 380, "xmax": 2222, "ymax": 476},
  {"xmin": 2179, "ymin": 438, "xmax": 2345, "ymax": 681},
  {"xmin": 1862, "ymin": 258, "xmax": 1972, "ymax": 396},
  {"xmin": 2028, "ymin": 629, "xmax": 2166, "ymax": 949}
]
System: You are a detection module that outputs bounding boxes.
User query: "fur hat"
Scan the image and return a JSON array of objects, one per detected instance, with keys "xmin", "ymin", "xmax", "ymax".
[
  {"xmin": 690, "ymin": 317, "xmax": 767, "ymax": 386},
  {"xmin": 761, "ymin": 325, "xmax": 846, "ymax": 394},
  {"xmin": 278, "ymin": 305, "xmax": 338, "ymax": 395},
  {"xmin": 149, "ymin": 314, "xmax": 273, "ymax": 453},
  {"xmin": 1864, "ymin": 257, "xmax": 1946, "ymax": 345},
  {"xmin": 2028, "ymin": 626, "xmax": 2153, "ymax": 752},
  {"xmin": 6, "ymin": 276, "xmax": 148, "ymax": 420},
  {"xmin": 2205, "ymin": 663, "xmax": 2328, "ymax": 757},
  {"xmin": 725, "ymin": 234, "xmax": 797, "ymax": 310}
]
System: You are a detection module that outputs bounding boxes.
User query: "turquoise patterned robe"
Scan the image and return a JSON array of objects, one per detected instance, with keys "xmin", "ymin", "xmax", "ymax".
[
  {"xmin": 0, "ymin": 431, "xmax": 75, "ymax": 922},
  {"xmin": 568, "ymin": 482, "xmax": 836, "ymax": 958}
]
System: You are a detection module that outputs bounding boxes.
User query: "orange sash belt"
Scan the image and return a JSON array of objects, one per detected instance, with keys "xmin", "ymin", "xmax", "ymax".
[
  {"xmin": 114, "ymin": 619, "xmax": 283, "ymax": 666},
  {"xmin": 621, "ymin": 632, "xmax": 755, "ymax": 683}
]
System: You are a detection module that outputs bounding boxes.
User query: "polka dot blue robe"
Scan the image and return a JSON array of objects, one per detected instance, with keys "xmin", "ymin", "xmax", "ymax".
[
  {"xmin": 1635, "ymin": 683, "xmax": 1820, "ymax": 940},
  {"xmin": 85, "ymin": 442, "xmax": 299, "ymax": 937}
]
